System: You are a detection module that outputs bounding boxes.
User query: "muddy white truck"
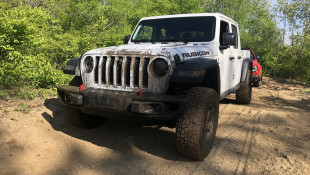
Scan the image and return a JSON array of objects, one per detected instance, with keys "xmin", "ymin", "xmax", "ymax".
[{"xmin": 58, "ymin": 13, "xmax": 252, "ymax": 160}]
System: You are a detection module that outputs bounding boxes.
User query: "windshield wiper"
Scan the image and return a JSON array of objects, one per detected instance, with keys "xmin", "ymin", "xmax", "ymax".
[{"xmin": 132, "ymin": 39, "xmax": 156, "ymax": 44}]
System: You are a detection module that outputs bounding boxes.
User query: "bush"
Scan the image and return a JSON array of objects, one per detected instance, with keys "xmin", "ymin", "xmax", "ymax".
[{"xmin": 0, "ymin": 3, "xmax": 73, "ymax": 88}]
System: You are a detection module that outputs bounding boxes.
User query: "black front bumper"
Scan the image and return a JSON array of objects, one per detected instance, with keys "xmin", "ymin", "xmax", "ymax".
[
  {"xmin": 57, "ymin": 85, "xmax": 188, "ymax": 120},
  {"xmin": 252, "ymin": 74, "xmax": 261, "ymax": 83}
]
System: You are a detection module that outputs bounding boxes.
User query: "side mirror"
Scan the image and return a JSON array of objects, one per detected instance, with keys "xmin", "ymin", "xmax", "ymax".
[
  {"xmin": 220, "ymin": 33, "xmax": 237, "ymax": 50},
  {"xmin": 256, "ymin": 56, "xmax": 261, "ymax": 60},
  {"xmin": 223, "ymin": 32, "xmax": 236, "ymax": 46},
  {"xmin": 123, "ymin": 35, "xmax": 131, "ymax": 44}
]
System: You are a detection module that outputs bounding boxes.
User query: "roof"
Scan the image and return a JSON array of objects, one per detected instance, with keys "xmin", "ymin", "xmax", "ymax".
[{"xmin": 139, "ymin": 13, "xmax": 237, "ymax": 24}]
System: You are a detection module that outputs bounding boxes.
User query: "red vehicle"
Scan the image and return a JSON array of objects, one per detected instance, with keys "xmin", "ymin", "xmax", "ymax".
[{"xmin": 250, "ymin": 49, "xmax": 262, "ymax": 87}]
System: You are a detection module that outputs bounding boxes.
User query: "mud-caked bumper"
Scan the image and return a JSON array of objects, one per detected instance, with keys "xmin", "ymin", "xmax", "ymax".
[
  {"xmin": 252, "ymin": 74, "xmax": 261, "ymax": 83},
  {"xmin": 57, "ymin": 85, "xmax": 188, "ymax": 120}
]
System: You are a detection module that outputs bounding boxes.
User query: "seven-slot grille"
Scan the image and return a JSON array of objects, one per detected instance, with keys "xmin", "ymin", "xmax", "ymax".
[{"xmin": 92, "ymin": 56, "xmax": 150, "ymax": 89}]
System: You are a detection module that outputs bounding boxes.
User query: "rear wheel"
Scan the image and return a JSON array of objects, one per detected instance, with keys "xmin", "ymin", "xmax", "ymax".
[
  {"xmin": 236, "ymin": 70, "xmax": 252, "ymax": 104},
  {"xmin": 64, "ymin": 76, "xmax": 105, "ymax": 129},
  {"xmin": 176, "ymin": 87, "xmax": 219, "ymax": 160}
]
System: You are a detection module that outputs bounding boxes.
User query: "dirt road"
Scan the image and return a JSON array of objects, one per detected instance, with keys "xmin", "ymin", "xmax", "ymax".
[{"xmin": 1, "ymin": 76, "xmax": 309, "ymax": 175}]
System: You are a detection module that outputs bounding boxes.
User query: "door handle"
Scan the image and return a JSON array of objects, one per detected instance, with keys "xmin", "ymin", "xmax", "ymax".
[
  {"xmin": 229, "ymin": 57, "xmax": 235, "ymax": 60},
  {"xmin": 238, "ymin": 56, "xmax": 242, "ymax": 59}
]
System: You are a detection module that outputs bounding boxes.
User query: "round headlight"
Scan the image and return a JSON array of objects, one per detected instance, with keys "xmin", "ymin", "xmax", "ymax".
[
  {"xmin": 84, "ymin": 56, "xmax": 94, "ymax": 73},
  {"xmin": 252, "ymin": 66, "xmax": 258, "ymax": 72},
  {"xmin": 152, "ymin": 58, "xmax": 168, "ymax": 77}
]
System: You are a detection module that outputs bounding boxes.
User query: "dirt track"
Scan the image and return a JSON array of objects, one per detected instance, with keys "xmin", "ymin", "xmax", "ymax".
[{"xmin": 0, "ymin": 76, "xmax": 310, "ymax": 175}]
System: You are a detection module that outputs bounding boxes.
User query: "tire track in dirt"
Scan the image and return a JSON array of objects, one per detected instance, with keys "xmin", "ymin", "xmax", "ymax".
[
  {"xmin": 190, "ymin": 102, "xmax": 253, "ymax": 174},
  {"xmin": 234, "ymin": 110, "xmax": 262, "ymax": 175}
]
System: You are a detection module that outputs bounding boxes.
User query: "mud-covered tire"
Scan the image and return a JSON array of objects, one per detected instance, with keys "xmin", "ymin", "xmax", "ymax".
[
  {"xmin": 236, "ymin": 70, "xmax": 252, "ymax": 104},
  {"xmin": 176, "ymin": 87, "xmax": 219, "ymax": 160},
  {"xmin": 64, "ymin": 107, "xmax": 104, "ymax": 129},
  {"xmin": 64, "ymin": 76, "xmax": 105, "ymax": 129}
]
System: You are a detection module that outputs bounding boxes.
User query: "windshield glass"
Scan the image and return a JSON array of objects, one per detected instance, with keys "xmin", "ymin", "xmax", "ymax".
[{"xmin": 131, "ymin": 17, "xmax": 216, "ymax": 43}]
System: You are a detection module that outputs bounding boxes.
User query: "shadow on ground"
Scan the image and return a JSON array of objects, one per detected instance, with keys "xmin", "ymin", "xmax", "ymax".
[{"xmin": 42, "ymin": 98, "xmax": 190, "ymax": 162}]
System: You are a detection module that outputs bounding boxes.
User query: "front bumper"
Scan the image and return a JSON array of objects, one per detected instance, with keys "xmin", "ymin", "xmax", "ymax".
[
  {"xmin": 252, "ymin": 74, "xmax": 261, "ymax": 83},
  {"xmin": 57, "ymin": 85, "xmax": 188, "ymax": 120}
]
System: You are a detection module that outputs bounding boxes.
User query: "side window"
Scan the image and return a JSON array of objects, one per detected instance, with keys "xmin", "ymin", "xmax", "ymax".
[
  {"xmin": 231, "ymin": 24, "xmax": 239, "ymax": 49},
  {"xmin": 219, "ymin": 21, "xmax": 229, "ymax": 46},
  {"xmin": 160, "ymin": 28, "xmax": 166, "ymax": 38}
]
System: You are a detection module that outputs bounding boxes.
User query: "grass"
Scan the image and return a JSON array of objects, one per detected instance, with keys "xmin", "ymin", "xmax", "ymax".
[
  {"xmin": 37, "ymin": 119, "xmax": 45, "ymax": 123},
  {"xmin": 0, "ymin": 86, "xmax": 58, "ymax": 115},
  {"xmin": 38, "ymin": 88, "xmax": 57, "ymax": 99},
  {"xmin": 0, "ymin": 86, "xmax": 57, "ymax": 100},
  {"xmin": 0, "ymin": 91, "xmax": 9, "ymax": 100},
  {"xmin": 4, "ymin": 107, "xmax": 10, "ymax": 113},
  {"xmin": 302, "ymin": 88, "xmax": 310, "ymax": 94},
  {"xmin": 14, "ymin": 103, "xmax": 31, "ymax": 113}
]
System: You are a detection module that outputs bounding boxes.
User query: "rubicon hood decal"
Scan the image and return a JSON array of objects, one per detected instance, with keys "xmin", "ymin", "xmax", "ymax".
[{"xmin": 182, "ymin": 51, "xmax": 210, "ymax": 58}]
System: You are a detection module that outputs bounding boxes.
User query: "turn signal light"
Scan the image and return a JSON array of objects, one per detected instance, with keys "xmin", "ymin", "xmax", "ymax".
[{"xmin": 80, "ymin": 84, "xmax": 85, "ymax": 91}]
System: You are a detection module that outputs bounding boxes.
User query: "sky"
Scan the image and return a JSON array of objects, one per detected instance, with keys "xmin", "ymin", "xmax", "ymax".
[{"xmin": 268, "ymin": 0, "xmax": 304, "ymax": 45}]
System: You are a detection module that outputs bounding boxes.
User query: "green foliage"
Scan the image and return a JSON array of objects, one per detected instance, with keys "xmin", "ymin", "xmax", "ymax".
[
  {"xmin": 14, "ymin": 103, "xmax": 30, "ymax": 113},
  {"xmin": 303, "ymin": 88, "xmax": 310, "ymax": 94},
  {"xmin": 0, "ymin": 3, "xmax": 73, "ymax": 88},
  {"xmin": 0, "ymin": 90, "xmax": 9, "ymax": 100},
  {"xmin": 270, "ymin": 0, "xmax": 310, "ymax": 81},
  {"xmin": 3, "ymin": 107, "xmax": 10, "ymax": 113}
]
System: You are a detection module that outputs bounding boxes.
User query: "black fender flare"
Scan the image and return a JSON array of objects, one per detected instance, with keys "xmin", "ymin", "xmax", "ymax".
[
  {"xmin": 171, "ymin": 58, "xmax": 219, "ymax": 84},
  {"xmin": 63, "ymin": 57, "xmax": 81, "ymax": 76},
  {"xmin": 240, "ymin": 58, "xmax": 253, "ymax": 83}
]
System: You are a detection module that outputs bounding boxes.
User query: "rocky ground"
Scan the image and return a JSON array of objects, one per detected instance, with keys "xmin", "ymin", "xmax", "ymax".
[{"xmin": 0, "ymin": 76, "xmax": 309, "ymax": 175}]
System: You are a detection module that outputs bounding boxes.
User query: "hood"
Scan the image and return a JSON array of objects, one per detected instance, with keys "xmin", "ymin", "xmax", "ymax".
[{"xmin": 84, "ymin": 42, "xmax": 218, "ymax": 62}]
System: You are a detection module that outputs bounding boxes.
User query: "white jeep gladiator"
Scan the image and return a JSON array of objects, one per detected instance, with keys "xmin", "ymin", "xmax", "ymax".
[{"xmin": 58, "ymin": 13, "xmax": 252, "ymax": 160}]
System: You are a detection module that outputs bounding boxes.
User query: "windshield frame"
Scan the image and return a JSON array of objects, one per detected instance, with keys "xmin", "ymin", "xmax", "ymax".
[{"xmin": 130, "ymin": 16, "xmax": 216, "ymax": 43}]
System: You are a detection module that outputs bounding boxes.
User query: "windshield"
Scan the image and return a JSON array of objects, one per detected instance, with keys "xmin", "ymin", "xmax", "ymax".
[{"xmin": 131, "ymin": 17, "xmax": 216, "ymax": 43}]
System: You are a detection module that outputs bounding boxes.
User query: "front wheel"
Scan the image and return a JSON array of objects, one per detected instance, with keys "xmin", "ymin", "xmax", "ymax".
[
  {"xmin": 236, "ymin": 70, "xmax": 252, "ymax": 104},
  {"xmin": 64, "ymin": 107, "xmax": 104, "ymax": 129},
  {"xmin": 176, "ymin": 87, "xmax": 219, "ymax": 160},
  {"xmin": 64, "ymin": 76, "xmax": 105, "ymax": 128}
]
